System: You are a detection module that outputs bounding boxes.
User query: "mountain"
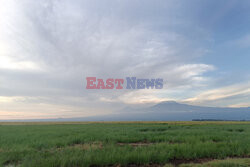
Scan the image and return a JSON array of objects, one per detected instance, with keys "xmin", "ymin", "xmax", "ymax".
[
  {"xmin": 147, "ymin": 101, "xmax": 250, "ymax": 121},
  {"xmin": 1, "ymin": 101, "xmax": 250, "ymax": 122},
  {"xmin": 107, "ymin": 101, "xmax": 250, "ymax": 121}
]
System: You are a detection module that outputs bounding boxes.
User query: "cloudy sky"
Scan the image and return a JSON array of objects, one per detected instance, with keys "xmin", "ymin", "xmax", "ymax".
[{"xmin": 0, "ymin": 0, "xmax": 250, "ymax": 120}]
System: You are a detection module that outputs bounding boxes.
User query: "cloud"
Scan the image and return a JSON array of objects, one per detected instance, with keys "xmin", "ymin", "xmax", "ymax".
[
  {"xmin": 99, "ymin": 63, "xmax": 215, "ymax": 106},
  {"xmin": 1, "ymin": 0, "xmax": 245, "ymax": 119},
  {"xmin": 0, "ymin": 56, "xmax": 41, "ymax": 71},
  {"xmin": 184, "ymin": 82, "xmax": 250, "ymax": 107}
]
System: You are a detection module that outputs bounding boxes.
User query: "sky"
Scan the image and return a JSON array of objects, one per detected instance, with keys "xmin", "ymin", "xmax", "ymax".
[{"xmin": 0, "ymin": 0, "xmax": 250, "ymax": 120}]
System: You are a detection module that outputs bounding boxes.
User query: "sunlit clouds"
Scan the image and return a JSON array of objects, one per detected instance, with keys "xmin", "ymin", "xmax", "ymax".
[{"xmin": 0, "ymin": 0, "xmax": 250, "ymax": 119}]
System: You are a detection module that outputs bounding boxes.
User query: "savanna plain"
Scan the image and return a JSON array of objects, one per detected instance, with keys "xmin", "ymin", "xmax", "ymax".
[{"xmin": 0, "ymin": 121, "xmax": 250, "ymax": 167}]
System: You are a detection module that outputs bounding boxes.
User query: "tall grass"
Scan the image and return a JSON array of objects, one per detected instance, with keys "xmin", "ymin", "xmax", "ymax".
[{"xmin": 0, "ymin": 122, "xmax": 250, "ymax": 166}]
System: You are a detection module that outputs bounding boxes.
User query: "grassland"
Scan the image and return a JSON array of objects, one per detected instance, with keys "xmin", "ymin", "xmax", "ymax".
[{"xmin": 0, "ymin": 121, "xmax": 250, "ymax": 167}]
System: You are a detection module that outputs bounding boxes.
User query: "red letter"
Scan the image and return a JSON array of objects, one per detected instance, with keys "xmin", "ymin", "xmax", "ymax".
[
  {"xmin": 86, "ymin": 77, "xmax": 97, "ymax": 89},
  {"xmin": 115, "ymin": 79, "xmax": 124, "ymax": 89},
  {"xmin": 97, "ymin": 79, "xmax": 106, "ymax": 89},
  {"xmin": 106, "ymin": 78, "xmax": 114, "ymax": 89}
]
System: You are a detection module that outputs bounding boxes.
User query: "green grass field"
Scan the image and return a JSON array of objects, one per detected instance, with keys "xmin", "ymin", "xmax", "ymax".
[{"xmin": 0, "ymin": 121, "xmax": 250, "ymax": 167}]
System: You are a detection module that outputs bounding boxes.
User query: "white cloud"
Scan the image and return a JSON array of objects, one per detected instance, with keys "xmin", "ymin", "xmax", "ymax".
[
  {"xmin": 184, "ymin": 82, "xmax": 250, "ymax": 107},
  {"xmin": 1, "ymin": 0, "xmax": 246, "ymax": 119},
  {"xmin": 0, "ymin": 56, "xmax": 41, "ymax": 71}
]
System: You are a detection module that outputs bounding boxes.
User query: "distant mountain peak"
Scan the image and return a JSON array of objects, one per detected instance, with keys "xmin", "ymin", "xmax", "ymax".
[{"xmin": 159, "ymin": 101, "xmax": 178, "ymax": 104}]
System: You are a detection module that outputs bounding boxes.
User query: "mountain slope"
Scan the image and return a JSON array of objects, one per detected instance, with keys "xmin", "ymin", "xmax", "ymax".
[{"xmin": 108, "ymin": 101, "xmax": 250, "ymax": 121}]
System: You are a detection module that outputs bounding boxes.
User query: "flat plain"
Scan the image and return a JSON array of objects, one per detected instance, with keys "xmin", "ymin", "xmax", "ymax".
[{"xmin": 0, "ymin": 121, "xmax": 250, "ymax": 167}]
